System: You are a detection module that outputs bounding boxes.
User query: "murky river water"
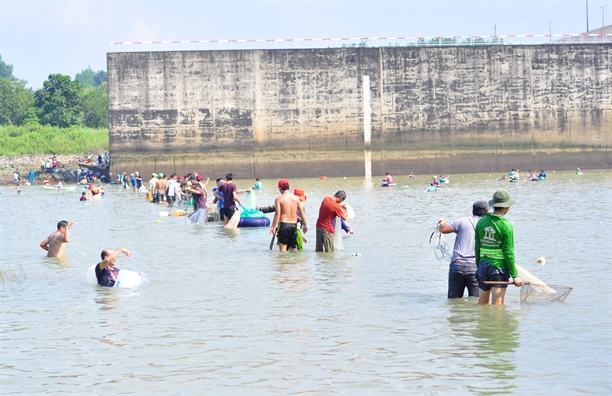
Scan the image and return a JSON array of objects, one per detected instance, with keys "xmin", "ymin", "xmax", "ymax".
[{"xmin": 1, "ymin": 171, "xmax": 610, "ymax": 394}]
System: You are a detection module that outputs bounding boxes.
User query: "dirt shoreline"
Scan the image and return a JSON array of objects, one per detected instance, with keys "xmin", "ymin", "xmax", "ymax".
[{"xmin": 0, "ymin": 154, "xmax": 99, "ymax": 185}]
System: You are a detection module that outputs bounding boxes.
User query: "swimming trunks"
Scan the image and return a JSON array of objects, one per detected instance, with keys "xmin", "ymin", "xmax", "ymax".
[
  {"xmin": 277, "ymin": 222, "xmax": 298, "ymax": 249},
  {"xmin": 222, "ymin": 206, "xmax": 236, "ymax": 220},
  {"xmin": 475, "ymin": 261, "xmax": 509, "ymax": 291}
]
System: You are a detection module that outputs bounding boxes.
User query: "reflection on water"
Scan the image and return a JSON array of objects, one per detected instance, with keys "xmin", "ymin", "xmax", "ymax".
[{"xmin": 0, "ymin": 171, "xmax": 610, "ymax": 394}]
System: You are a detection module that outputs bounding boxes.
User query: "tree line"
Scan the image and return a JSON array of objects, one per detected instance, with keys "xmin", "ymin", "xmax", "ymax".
[{"xmin": 0, "ymin": 54, "xmax": 108, "ymax": 128}]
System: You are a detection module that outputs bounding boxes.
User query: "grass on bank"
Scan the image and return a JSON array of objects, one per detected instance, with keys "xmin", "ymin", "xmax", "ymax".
[{"xmin": 0, "ymin": 124, "xmax": 109, "ymax": 156}]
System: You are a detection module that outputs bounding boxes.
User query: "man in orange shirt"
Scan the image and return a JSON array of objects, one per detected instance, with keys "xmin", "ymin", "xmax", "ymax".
[{"xmin": 315, "ymin": 191, "xmax": 348, "ymax": 252}]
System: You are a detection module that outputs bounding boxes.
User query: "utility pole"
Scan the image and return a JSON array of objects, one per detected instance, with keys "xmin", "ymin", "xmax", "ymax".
[
  {"xmin": 586, "ymin": 0, "xmax": 590, "ymax": 32},
  {"xmin": 602, "ymin": 5, "xmax": 607, "ymax": 29},
  {"xmin": 549, "ymin": 22, "xmax": 552, "ymax": 42}
]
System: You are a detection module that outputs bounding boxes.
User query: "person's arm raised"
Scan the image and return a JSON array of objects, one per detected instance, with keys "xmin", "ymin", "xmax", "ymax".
[
  {"xmin": 63, "ymin": 222, "xmax": 74, "ymax": 242},
  {"xmin": 437, "ymin": 219, "xmax": 454, "ymax": 234}
]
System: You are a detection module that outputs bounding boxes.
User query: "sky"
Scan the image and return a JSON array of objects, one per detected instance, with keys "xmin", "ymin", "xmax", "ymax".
[{"xmin": 1, "ymin": 0, "xmax": 610, "ymax": 88}]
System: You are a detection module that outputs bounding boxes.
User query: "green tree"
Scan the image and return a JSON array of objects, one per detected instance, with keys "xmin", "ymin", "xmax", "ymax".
[
  {"xmin": 76, "ymin": 66, "xmax": 107, "ymax": 87},
  {"xmin": 75, "ymin": 66, "xmax": 95, "ymax": 87},
  {"xmin": 0, "ymin": 54, "xmax": 14, "ymax": 79},
  {"xmin": 93, "ymin": 70, "xmax": 107, "ymax": 86},
  {"xmin": 81, "ymin": 82, "xmax": 108, "ymax": 128},
  {"xmin": 0, "ymin": 78, "xmax": 36, "ymax": 125},
  {"xmin": 35, "ymin": 74, "xmax": 83, "ymax": 127}
]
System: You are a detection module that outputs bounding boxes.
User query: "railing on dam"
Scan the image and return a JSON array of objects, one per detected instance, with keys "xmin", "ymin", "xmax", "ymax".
[{"xmin": 109, "ymin": 33, "xmax": 612, "ymax": 52}]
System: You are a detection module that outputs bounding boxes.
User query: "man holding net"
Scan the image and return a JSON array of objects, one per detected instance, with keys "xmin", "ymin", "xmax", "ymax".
[
  {"xmin": 475, "ymin": 189, "xmax": 524, "ymax": 305},
  {"xmin": 438, "ymin": 201, "xmax": 489, "ymax": 299}
]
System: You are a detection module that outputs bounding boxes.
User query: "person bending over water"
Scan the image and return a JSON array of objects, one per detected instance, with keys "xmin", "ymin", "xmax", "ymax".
[
  {"xmin": 95, "ymin": 248, "xmax": 132, "ymax": 287},
  {"xmin": 270, "ymin": 179, "xmax": 308, "ymax": 252},
  {"xmin": 40, "ymin": 220, "xmax": 73, "ymax": 258},
  {"xmin": 315, "ymin": 191, "xmax": 348, "ymax": 252},
  {"xmin": 475, "ymin": 189, "xmax": 524, "ymax": 305}
]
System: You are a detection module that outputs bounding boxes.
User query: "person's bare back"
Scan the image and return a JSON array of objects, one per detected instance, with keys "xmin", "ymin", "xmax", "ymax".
[
  {"xmin": 276, "ymin": 192, "xmax": 300, "ymax": 224},
  {"xmin": 40, "ymin": 220, "xmax": 72, "ymax": 258}
]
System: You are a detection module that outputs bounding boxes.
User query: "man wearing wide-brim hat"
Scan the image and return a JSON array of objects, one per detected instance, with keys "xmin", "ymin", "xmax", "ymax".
[{"xmin": 474, "ymin": 189, "xmax": 524, "ymax": 305}]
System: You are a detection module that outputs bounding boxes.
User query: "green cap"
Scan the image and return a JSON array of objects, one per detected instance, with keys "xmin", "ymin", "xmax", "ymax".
[{"xmin": 489, "ymin": 189, "xmax": 515, "ymax": 208}]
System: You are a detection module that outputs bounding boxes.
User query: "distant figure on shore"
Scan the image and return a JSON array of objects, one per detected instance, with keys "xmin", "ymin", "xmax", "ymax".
[
  {"xmin": 13, "ymin": 169, "xmax": 20, "ymax": 185},
  {"xmin": 475, "ymin": 189, "xmax": 524, "ymax": 305},
  {"xmin": 27, "ymin": 169, "xmax": 36, "ymax": 185},
  {"xmin": 253, "ymin": 178, "xmax": 263, "ymax": 190},
  {"xmin": 95, "ymin": 248, "xmax": 132, "ymax": 287},
  {"xmin": 438, "ymin": 201, "xmax": 489, "ymax": 299},
  {"xmin": 315, "ymin": 191, "xmax": 347, "ymax": 252},
  {"xmin": 270, "ymin": 179, "xmax": 308, "ymax": 252},
  {"xmin": 40, "ymin": 220, "xmax": 73, "ymax": 258},
  {"xmin": 576, "ymin": 168, "xmax": 583, "ymax": 175}
]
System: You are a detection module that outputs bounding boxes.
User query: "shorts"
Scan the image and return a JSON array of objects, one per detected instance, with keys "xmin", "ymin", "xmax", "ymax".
[
  {"xmin": 222, "ymin": 206, "xmax": 236, "ymax": 220},
  {"xmin": 277, "ymin": 222, "xmax": 298, "ymax": 249},
  {"xmin": 476, "ymin": 261, "xmax": 509, "ymax": 291},
  {"xmin": 315, "ymin": 228, "xmax": 334, "ymax": 252},
  {"xmin": 167, "ymin": 195, "xmax": 176, "ymax": 203}
]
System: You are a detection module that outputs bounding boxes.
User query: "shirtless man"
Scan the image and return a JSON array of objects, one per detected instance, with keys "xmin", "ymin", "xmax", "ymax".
[
  {"xmin": 40, "ymin": 220, "xmax": 73, "ymax": 258},
  {"xmin": 270, "ymin": 179, "xmax": 308, "ymax": 252}
]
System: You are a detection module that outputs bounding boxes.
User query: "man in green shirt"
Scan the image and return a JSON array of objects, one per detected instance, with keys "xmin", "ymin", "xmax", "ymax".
[{"xmin": 475, "ymin": 189, "xmax": 524, "ymax": 305}]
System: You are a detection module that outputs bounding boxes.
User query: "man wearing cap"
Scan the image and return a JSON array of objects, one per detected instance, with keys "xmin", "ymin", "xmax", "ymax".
[
  {"xmin": 315, "ymin": 191, "xmax": 348, "ymax": 252},
  {"xmin": 475, "ymin": 189, "xmax": 524, "ymax": 305},
  {"xmin": 270, "ymin": 180, "xmax": 308, "ymax": 252},
  {"xmin": 438, "ymin": 201, "xmax": 489, "ymax": 299}
]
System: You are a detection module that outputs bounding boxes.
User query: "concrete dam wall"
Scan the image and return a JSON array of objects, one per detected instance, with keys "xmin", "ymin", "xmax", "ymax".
[{"xmin": 107, "ymin": 44, "xmax": 611, "ymax": 177}]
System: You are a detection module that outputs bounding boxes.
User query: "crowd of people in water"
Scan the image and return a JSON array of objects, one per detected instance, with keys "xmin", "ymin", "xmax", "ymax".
[{"xmin": 28, "ymin": 166, "xmax": 582, "ymax": 304}]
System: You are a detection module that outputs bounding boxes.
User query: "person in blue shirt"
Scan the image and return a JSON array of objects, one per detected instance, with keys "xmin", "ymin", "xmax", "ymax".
[
  {"xmin": 213, "ymin": 178, "xmax": 226, "ymax": 221},
  {"xmin": 95, "ymin": 248, "xmax": 132, "ymax": 287}
]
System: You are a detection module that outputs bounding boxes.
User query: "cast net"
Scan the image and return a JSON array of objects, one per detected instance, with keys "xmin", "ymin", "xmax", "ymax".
[
  {"xmin": 429, "ymin": 228, "xmax": 451, "ymax": 262},
  {"xmin": 519, "ymin": 283, "xmax": 573, "ymax": 304}
]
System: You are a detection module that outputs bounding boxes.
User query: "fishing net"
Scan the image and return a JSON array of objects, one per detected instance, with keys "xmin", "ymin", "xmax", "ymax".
[
  {"xmin": 519, "ymin": 283, "xmax": 573, "ymax": 304},
  {"xmin": 429, "ymin": 228, "xmax": 451, "ymax": 262}
]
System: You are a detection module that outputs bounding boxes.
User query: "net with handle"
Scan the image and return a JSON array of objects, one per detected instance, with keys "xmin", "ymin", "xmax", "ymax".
[{"xmin": 484, "ymin": 281, "xmax": 573, "ymax": 304}]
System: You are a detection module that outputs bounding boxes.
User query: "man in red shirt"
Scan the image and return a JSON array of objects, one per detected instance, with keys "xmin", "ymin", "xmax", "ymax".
[{"xmin": 315, "ymin": 191, "xmax": 348, "ymax": 252}]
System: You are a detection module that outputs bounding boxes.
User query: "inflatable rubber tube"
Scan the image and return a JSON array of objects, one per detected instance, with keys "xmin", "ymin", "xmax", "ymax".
[
  {"xmin": 238, "ymin": 217, "xmax": 271, "ymax": 228},
  {"xmin": 86, "ymin": 264, "xmax": 98, "ymax": 285},
  {"xmin": 114, "ymin": 270, "xmax": 142, "ymax": 288},
  {"xmin": 85, "ymin": 265, "xmax": 142, "ymax": 288}
]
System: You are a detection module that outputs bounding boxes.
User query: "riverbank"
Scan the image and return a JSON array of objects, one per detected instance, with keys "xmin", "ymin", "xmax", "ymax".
[{"xmin": 0, "ymin": 154, "xmax": 103, "ymax": 184}]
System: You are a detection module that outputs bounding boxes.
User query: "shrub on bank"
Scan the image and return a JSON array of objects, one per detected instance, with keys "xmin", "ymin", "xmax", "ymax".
[{"xmin": 0, "ymin": 124, "xmax": 109, "ymax": 156}]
